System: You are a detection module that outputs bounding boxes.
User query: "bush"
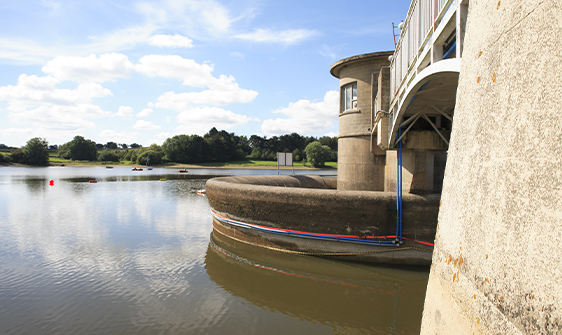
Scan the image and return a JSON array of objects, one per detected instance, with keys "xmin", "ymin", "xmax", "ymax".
[
  {"xmin": 98, "ymin": 150, "xmax": 120, "ymax": 162},
  {"xmin": 10, "ymin": 148, "xmax": 26, "ymax": 164},
  {"xmin": 23, "ymin": 137, "xmax": 49, "ymax": 165},
  {"xmin": 136, "ymin": 150, "xmax": 163, "ymax": 165},
  {"xmin": 304, "ymin": 141, "xmax": 332, "ymax": 167}
]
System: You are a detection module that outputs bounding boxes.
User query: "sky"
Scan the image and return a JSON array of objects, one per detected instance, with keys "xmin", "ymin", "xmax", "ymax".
[{"xmin": 0, "ymin": 0, "xmax": 410, "ymax": 147}]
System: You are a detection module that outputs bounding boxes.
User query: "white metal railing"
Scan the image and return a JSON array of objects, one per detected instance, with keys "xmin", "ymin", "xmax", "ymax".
[{"xmin": 389, "ymin": 0, "xmax": 456, "ymax": 114}]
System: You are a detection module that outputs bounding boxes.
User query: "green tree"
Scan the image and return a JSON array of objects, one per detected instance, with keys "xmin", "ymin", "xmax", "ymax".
[
  {"xmin": 105, "ymin": 142, "xmax": 118, "ymax": 149},
  {"xmin": 98, "ymin": 150, "xmax": 120, "ymax": 162},
  {"xmin": 10, "ymin": 148, "xmax": 25, "ymax": 163},
  {"xmin": 204, "ymin": 127, "xmax": 243, "ymax": 162},
  {"xmin": 304, "ymin": 141, "xmax": 331, "ymax": 167},
  {"xmin": 319, "ymin": 136, "xmax": 338, "ymax": 151},
  {"xmin": 22, "ymin": 137, "xmax": 50, "ymax": 166},
  {"xmin": 162, "ymin": 134, "xmax": 209, "ymax": 163},
  {"xmin": 59, "ymin": 136, "xmax": 98, "ymax": 161},
  {"xmin": 136, "ymin": 150, "xmax": 163, "ymax": 165}
]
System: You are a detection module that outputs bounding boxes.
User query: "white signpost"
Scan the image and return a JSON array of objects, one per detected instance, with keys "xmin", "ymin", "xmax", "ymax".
[{"xmin": 277, "ymin": 152, "xmax": 294, "ymax": 174}]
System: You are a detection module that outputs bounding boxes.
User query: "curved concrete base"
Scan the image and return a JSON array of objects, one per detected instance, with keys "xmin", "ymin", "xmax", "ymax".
[{"xmin": 205, "ymin": 175, "xmax": 439, "ymax": 265}]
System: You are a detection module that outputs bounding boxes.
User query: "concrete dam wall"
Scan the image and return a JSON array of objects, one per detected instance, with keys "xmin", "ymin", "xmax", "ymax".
[
  {"xmin": 206, "ymin": 175, "xmax": 439, "ymax": 265},
  {"xmin": 421, "ymin": 0, "xmax": 562, "ymax": 333}
]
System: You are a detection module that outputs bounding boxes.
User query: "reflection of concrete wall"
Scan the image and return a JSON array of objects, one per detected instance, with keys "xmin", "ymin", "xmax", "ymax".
[
  {"xmin": 331, "ymin": 52, "xmax": 393, "ymax": 191},
  {"xmin": 206, "ymin": 231, "xmax": 428, "ymax": 333},
  {"xmin": 421, "ymin": 0, "xmax": 562, "ymax": 333}
]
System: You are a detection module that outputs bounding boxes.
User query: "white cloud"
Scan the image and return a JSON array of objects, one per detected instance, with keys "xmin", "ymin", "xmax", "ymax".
[
  {"xmin": 136, "ymin": 108, "xmax": 153, "ymax": 117},
  {"xmin": 149, "ymin": 34, "xmax": 193, "ymax": 48},
  {"xmin": 319, "ymin": 44, "xmax": 337, "ymax": 61},
  {"xmin": 0, "ymin": 38, "xmax": 58, "ymax": 65},
  {"xmin": 87, "ymin": 25, "xmax": 156, "ymax": 54},
  {"xmin": 136, "ymin": 0, "xmax": 233, "ymax": 39},
  {"xmin": 147, "ymin": 132, "xmax": 172, "ymax": 144},
  {"xmin": 230, "ymin": 51, "xmax": 244, "ymax": 59},
  {"xmin": 261, "ymin": 90, "xmax": 339, "ymax": 136},
  {"xmin": 155, "ymin": 77, "xmax": 257, "ymax": 107},
  {"xmin": 98, "ymin": 130, "xmax": 140, "ymax": 144},
  {"xmin": 132, "ymin": 120, "xmax": 161, "ymax": 130},
  {"xmin": 0, "ymin": 74, "xmax": 112, "ymax": 137},
  {"xmin": 2, "ymin": 128, "xmax": 34, "ymax": 138},
  {"xmin": 42, "ymin": 53, "xmax": 134, "ymax": 83},
  {"xmin": 116, "ymin": 106, "xmax": 134, "ymax": 118},
  {"xmin": 175, "ymin": 106, "xmax": 254, "ymax": 135},
  {"xmin": 135, "ymin": 55, "xmax": 214, "ymax": 87},
  {"xmin": 136, "ymin": 55, "xmax": 257, "ymax": 106},
  {"xmin": 234, "ymin": 28, "xmax": 318, "ymax": 44}
]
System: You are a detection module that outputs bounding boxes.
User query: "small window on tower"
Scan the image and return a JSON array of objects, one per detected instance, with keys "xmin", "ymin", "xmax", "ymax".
[{"xmin": 341, "ymin": 82, "xmax": 357, "ymax": 112}]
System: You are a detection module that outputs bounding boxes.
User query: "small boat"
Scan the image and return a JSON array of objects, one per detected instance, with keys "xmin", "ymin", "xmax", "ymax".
[
  {"xmin": 106, "ymin": 166, "xmax": 113, "ymax": 169},
  {"xmin": 196, "ymin": 189, "xmax": 206, "ymax": 195},
  {"xmin": 178, "ymin": 169, "xmax": 188, "ymax": 173},
  {"xmin": 89, "ymin": 180, "xmax": 97, "ymax": 183},
  {"xmin": 147, "ymin": 166, "xmax": 153, "ymax": 171},
  {"xmin": 132, "ymin": 167, "xmax": 143, "ymax": 171}
]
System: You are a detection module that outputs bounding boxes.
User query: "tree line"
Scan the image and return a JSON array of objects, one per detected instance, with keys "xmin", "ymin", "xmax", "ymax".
[{"xmin": 0, "ymin": 128, "xmax": 338, "ymax": 167}]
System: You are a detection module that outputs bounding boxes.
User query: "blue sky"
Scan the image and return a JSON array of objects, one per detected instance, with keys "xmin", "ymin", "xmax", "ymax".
[{"xmin": 0, "ymin": 0, "xmax": 409, "ymax": 147}]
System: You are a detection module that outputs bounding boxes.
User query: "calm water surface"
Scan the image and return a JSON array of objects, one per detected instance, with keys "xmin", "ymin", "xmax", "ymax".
[{"xmin": 0, "ymin": 167, "xmax": 429, "ymax": 334}]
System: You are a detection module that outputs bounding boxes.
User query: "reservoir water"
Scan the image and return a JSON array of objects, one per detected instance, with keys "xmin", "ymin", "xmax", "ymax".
[{"xmin": 0, "ymin": 166, "xmax": 429, "ymax": 334}]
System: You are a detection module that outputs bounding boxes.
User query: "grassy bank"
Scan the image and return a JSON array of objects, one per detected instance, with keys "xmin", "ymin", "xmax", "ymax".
[
  {"xmin": 50, "ymin": 159, "xmax": 336, "ymax": 169},
  {"xmin": 1, "ymin": 150, "xmax": 336, "ymax": 169}
]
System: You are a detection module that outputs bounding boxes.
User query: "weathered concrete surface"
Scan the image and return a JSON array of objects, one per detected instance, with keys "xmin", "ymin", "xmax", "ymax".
[
  {"xmin": 332, "ymin": 52, "xmax": 393, "ymax": 192},
  {"xmin": 386, "ymin": 149, "xmax": 448, "ymax": 194},
  {"xmin": 211, "ymin": 218, "xmax": 433, "ymax": 265},
  {"xmin": 337, "ymin": 135, "xmax": 386, "ymax": 191},
  {"xmin": 206, "ymin": 175, "xmax": 439, "ymax": 241},
  {"xmin": 205, "ymin": 175, "xmax": 439, "ymax": 264},
  {"xmin": 421, "ymin": 0, "xmax": 562, "ymax": 333}
]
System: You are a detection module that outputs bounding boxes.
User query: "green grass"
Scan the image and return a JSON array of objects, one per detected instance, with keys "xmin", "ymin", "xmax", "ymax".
[
  {"xmin": 2, "ymin": 149, "xmax": 337, "ymax": 169},
  {"xmin": 168, "ymin": 160, "xmax": 337, "ymax": 169}
]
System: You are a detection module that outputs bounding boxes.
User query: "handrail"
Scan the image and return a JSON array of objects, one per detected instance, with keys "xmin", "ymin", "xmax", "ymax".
[{"xmin": 389, "ymin": 0, "xmax": 456, "ymax": 114}]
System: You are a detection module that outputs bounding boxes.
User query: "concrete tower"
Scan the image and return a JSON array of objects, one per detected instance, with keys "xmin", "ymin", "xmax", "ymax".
[{"xmin": 330, "ymin": 51, "xmax": 393, "ymax": 191}]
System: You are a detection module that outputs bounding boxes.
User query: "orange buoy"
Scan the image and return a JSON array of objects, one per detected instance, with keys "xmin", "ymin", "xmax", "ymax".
[{"xmin": 49, "ymin": 180, "xmax": 54, "ymax": 186}]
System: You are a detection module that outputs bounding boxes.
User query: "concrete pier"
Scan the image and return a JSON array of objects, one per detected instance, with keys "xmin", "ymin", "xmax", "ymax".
[{"xmin": 421, "ymin": 0, "xmax": 562, "ymax": 333}]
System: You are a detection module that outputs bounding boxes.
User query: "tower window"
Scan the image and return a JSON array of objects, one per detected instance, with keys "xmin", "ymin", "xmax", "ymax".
[{"xmin": 341, "ymin": 82, "xmax": 357, "ymax": 112}]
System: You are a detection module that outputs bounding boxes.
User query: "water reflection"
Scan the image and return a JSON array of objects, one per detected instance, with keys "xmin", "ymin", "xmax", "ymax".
[
  {"xmin": 0, "ymin": 168, "xmax": 216, "ymax": 333},
  {"xmin": 206, "ymin": 231, "xmax": 429, "ymax": 334},
  {"xmin": 0, "ymin": 167, "xmax": 428, "ymax": 334}
]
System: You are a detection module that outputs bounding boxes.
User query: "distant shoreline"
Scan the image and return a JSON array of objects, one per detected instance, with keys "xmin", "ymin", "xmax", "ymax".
[{"xmin": 0, "ymin": 162, "xmax": 336, "ymax": 170}]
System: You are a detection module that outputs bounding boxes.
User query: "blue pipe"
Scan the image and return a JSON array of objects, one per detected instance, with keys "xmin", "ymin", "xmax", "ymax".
[
  {"xmin": 396, "ymin": 128, "xmax": 404, "ymax": 244},
  {"xmin": 211, "ymin": 211, "xmax": 397, "ymax": 245},
  {"xmin": 443, "ymin": 40, "xmax": 456, "ymax": 59},
  {"xmin": 396, "ymin": 129, "xmax": 400, "ymax": 243},
  {"xmin": 396, "ymin": 128, "xmax": 404, "ymax": 243}
]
